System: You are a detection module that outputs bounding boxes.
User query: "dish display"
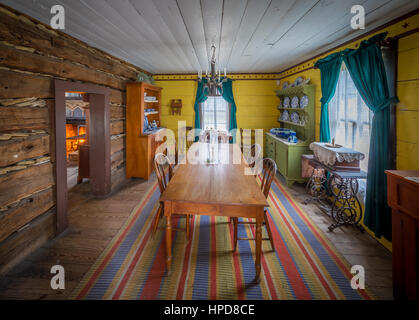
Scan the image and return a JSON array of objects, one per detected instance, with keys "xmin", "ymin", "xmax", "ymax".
[
  {"xmin": 283, "ymin": 96, "xmax": 290, "ymax": 108},
  {"xmin": 291, "ymin": 112, "xmax": 299, "ymax": 123},
  {"xmin": 300, "ymin": 95, "xmax": 309, "ymax": 109},
  {"xmin": 294, "ymin": 77, "xmax": 304, "ymax": 86},
  {"xmin": 282, "ymin": 81, "xmax": 289, "ymax": 89},
  {"xmin": 280, "ymin": 110, "xmax": 290, "ymax": 121},
  {"xmin": 291, "ymin": 96, "xmax": 299, "ymax": 108}
]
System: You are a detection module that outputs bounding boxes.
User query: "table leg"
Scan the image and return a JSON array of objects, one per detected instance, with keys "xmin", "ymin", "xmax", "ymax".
[
  {"xmin": 165, "ymin": 202, "xmax": 172, "ymax": 275},
  {"xmin": 255, "ymin": 210, "xmax": 263, "ymax": 283}
]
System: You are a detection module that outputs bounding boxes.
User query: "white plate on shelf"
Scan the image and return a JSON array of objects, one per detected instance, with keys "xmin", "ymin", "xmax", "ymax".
[
  {"xmin": 281, "ymin": 110, "xmax": 290, "ymax": 121},
  {"xmin": 300, "ymin": 95, "xmax": 309, "ymax": 108},
  {"xmin": 291, "ymin": 112, "xmax": 299, "ymax": 123},
  {"xmin": 291, "ymin": 96, "xmax": 299, "ymax": 108},
  {"xmin": 294, "ymin": 77, "xmax": 304, "ymax": 86},
  {"xmin": 283, "ymin": 96, "xmax": 290, "ymax": 108},
  {"xmin": 282, "ymin": 81, "xmax": 289, "ymax": 89}
]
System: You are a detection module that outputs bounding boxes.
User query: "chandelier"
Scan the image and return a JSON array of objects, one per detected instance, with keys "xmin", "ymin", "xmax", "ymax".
[{"xmin": 199, "ymin": 45, "xmax": 227, "ymax": 96}]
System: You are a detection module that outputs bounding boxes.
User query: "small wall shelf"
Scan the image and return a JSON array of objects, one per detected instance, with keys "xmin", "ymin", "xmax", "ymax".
[{"xmin": 277, "ymin": 119, "xmax": 306, "ymax": 127}]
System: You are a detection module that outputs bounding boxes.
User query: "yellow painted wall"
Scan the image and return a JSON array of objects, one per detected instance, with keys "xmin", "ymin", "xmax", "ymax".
[
  {"xmin": 397, "ymin": 31, "xmax": 419, "ymax": 170},
  {"xmin": 155, "ymin": 77, "xmax": 279, "ymax": 137}
]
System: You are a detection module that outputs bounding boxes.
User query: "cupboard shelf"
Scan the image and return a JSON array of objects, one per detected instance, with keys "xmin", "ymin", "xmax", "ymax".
[{"xmin": 127, "ymin": 82, "xmax": 164, "ymax": 180}]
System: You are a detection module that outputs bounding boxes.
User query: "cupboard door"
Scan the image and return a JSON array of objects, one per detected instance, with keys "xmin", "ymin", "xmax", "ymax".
[
  {"xmin": 265, "ymin": 135, "xmax": 275, "ymax": 159},
  {"xmin": 276, "ymin": 142, "xmax": 287, "ymax": 177}
]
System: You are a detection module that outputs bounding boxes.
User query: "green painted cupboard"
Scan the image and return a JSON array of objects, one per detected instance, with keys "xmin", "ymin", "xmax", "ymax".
[{"xmin": 265, "ymin": 84, "xmax": 316, "ymax": 187}]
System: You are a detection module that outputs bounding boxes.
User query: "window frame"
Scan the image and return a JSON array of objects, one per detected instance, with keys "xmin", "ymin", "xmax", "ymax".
[{"xmin": 200, "ymin": 95, "xmax": 230, "ymax": 132}]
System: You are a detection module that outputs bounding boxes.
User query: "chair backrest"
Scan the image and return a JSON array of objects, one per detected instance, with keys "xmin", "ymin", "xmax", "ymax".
[
  {"xmin": 240, "ymin": 128, "xmax": 256, "ymax": 152},
  {"xmin": 219, "ymin": 131, "xmax": 229, "ymax": 144},
  {"xmin": 154, "ymin": 153, "xmax": 174, "ymax": 193},
  {"xmin": 259, "ymin": 158, "xmax": 277, "ymax": 199},
  {"xmin": 186, "ymin": 126, "xmax": 194, "ymax": 149},
  {"xmin": 199, "ymin": 131, "xmax": 209, "ymax": 142},
  {"xmin": 244, "ymin": 143, "xmax": 261, "ymax": 168}
]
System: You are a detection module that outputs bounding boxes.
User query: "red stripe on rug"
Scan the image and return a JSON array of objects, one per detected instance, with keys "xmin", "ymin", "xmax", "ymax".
[
  {"xmin": 268, "ymin": 192, "xmax": 336, "ymax": 299},
  {"xmin": 248, "ymin": 222, "xmax": 279, "ymax": 300},
  {"xmin": 251, "ymin": 205, "xmax": 312, "ymax": 299},
  {"xmin": 176, "ymin": 216, "xmax": 195, "ymax": 299},
  {"xmin": 210, "ymin": 216, "xmax": 217, "ymax": 300},
  {"xmin": 136, "ymin": 216, "xmax": 180, "ymax": 300},
  {"xmin": 228, "ymin": 219, "xmax": 245, "ymax": 300},
  {"xmin": 76, "ymin": 184, "xmax": 158, "ymax": 299},
  {"xmin": 273, "ymin": 179, "xmax": 372, "ymax": 300}
]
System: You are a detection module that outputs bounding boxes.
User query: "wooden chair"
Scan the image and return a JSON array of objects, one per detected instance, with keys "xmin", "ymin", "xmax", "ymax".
[
  {"xmin": 232, "ymin": 158, "xmax": 277, "ymax": 251},
  {"xmin": 244, "ymin": 143, "xmax": 261, "ymax": 169},
  {"xmin": 152, "ymin": 153, "xmax": 191, "ymax": 239},
  {"xmin": 239, "ymin": 128, "xmax": 256, "ymax": 153}
]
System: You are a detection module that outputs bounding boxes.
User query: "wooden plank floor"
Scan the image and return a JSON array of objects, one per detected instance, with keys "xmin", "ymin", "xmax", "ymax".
[
  {"xmin": 0, "ymin": 176, "xmax": 156, "ymax": 299},
  {"xmin": 0, "ymin": 173, "xmax": 393, "ymax": 300}
]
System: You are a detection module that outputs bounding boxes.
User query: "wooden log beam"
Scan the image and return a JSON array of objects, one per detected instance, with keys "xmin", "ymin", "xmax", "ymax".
[
  {"xmin": 0, "ymin": 44, "xmax": 126, "ymax": 91},
  {"xmin": 0, "ymin": 187, "xmax": 54, "ymax": 242},
  {"xmin": 0, "ymin": 209, "xmax": 56, "ymax": 276},
  {"xmin": 0, "ymin": 105, "xmax": 49, "ymax": 132},
  {"xmin": 110, "ymin": 120, "xmax": 125, "ymax": 136},
  {"xmin": 0, "ymin": 70, "xmax": 125, "ymax": 105},
  {"xmin": 0, "ymin": 134, "xmax": 50, "ymax": 167},
  {"xmin": 111, "ymin": 135, "xmax": 125, "ymax": 155},
  {"xmin": 0, "ymin": 162, "xmax": 54, "ymax": 208},
  {"xmin": 0, "ymin": 6, "xmax": 145, "ymax": 80}
]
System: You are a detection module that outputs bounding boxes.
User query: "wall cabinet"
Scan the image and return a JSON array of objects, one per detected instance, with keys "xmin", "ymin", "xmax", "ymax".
[
  {"xmin": 126, "ymin": 82, "xmax": 165, "ymax": 180},
  {"xmin": 265, "ymin": 84, "xmax": 316, "ymax": 186}
]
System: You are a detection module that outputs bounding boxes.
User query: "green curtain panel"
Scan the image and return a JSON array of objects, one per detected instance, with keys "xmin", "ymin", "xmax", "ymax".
[
  {"xmin": 221, "ymin": 78, "xmax": 238, "ymax": 131},
  {"xmin": 343, "ymin": 32, "xmax": 398, "ymax": 240},
  {"xmin": 314, "ymin": 52, "xmax": 343, "ymax": 142},
  {"xmin": 193, "ymin": 79, "xmax": 208, "ymax": 129}
]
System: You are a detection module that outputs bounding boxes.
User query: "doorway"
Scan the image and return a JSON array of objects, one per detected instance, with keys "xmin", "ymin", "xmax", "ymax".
[
  {"xmin": 65, "ymin": 92, "xmax": 89, "ymax": 191},
  {"xmin": 54, "ymin": 80, "xmax": 111, "ymax": 234}
]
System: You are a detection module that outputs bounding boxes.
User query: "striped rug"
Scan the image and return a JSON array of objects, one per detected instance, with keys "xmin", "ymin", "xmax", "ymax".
[{"xmin": 69, "ymin": 175, "xmax": 374, "ymax": 300}]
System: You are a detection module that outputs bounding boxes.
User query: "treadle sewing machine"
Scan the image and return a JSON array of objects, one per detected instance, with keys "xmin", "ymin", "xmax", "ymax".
[{"xmin": 302, "ymin": 141, "xmax": 367, "ymax": 231}]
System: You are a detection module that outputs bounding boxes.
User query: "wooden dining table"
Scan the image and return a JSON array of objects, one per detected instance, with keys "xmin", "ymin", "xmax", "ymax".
[{"xmin": 160, "ymin": 142, "xmax": 268, "ymax": 282}]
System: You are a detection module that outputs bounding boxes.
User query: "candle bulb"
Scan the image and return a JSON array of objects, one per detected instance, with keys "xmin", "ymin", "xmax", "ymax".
[{"xmin": 224, "ymin": 68, "xmax": 226, "ymax": 77}]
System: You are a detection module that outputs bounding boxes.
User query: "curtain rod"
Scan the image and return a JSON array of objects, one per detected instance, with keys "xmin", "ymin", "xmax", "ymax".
[{"xmin": 313, "ymin": 36, "xmax": 395, "ymax": 69}]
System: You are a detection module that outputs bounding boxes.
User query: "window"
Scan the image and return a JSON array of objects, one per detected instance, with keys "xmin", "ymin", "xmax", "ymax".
[
  {"xmin": 201, "ymin": 96, "xmax": 229, "ymax": 131},
  {"xmin": 329, "ymin": 63, "xmax": 373, "ymax": 173}
]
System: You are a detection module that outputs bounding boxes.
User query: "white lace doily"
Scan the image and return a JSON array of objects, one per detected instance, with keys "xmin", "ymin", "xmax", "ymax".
[{"xmin": 309, "ymin": 142, "xmax": 365, "ymax": 166}]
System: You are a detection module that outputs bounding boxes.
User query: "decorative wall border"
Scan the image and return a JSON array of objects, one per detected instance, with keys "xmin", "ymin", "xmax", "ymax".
[{"xmin": 153, "ymin": 73, "xmax": 280, "ymax": 81}]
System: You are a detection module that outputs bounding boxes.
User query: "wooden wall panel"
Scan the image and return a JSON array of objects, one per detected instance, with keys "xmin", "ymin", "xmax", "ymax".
[
  {"xmin": 0, "ymin": 4, "xmax": 146, "ymax": 275},
  {"xmin": 0, "ymin": 106, "xmax": 49, "ymax": 132},
  {"xmin": 0, "ymin": 162, "xmax": 54, "ymax": 208},
  {"xmin": 0, "ymin": 44, "xmax": 126, "ymax": 91},
  {"xmin": 0, "ymin": 7, "xmax": 143, "ymax": 80},
  {"xmin": 0, "ymin": 188, "xmax": 54, "ymax": 242},
  {"xmin": 0, "ymin": 134, "xmax": 49, "ymax": 167},
  {"xmin": 0, "ymin": 209, "xmax": 56, "ymax": 275}
]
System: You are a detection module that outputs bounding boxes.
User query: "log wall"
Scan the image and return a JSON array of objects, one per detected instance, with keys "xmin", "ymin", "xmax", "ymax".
[{"xmin": 0, "ymin": 5, "xmax": 147, "ymax": 275}]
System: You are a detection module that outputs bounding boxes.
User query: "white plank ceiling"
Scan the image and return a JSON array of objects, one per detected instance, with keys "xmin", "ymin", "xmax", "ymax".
[{"xmin": 1, "ymin": 0, "xmax": 418, "ymax": 74}]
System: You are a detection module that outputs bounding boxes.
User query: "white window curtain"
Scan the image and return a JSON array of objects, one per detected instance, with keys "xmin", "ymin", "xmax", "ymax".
[
  {"xmin": 201, "ymin": 96, "xmax": 229, "ymax": 131},
  {"xmin": 329, "ymin": 63, "xmax": 374, "ymax": 200}
]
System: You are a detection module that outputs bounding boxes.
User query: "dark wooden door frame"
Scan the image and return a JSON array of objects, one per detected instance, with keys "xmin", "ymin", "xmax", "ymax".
[{"xmin": 54, "ymin": 80, "xmax": 111, "ymax": 234}]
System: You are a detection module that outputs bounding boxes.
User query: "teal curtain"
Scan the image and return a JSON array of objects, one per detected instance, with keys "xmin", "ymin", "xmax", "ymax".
[
  {"xmin": 193, "ymin": 79, "xmax": 208, "ymax": 129},
  {"xmin": 221, "ymin": 78, "xmax": 237, "ymax": 131},
  {"xmin": 342, "ymin": 32, "xmax": 398, "ymax": 240},
  {"xmin": 314, "ymin": 53, "xmax": 343, "ymax": 142}
]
